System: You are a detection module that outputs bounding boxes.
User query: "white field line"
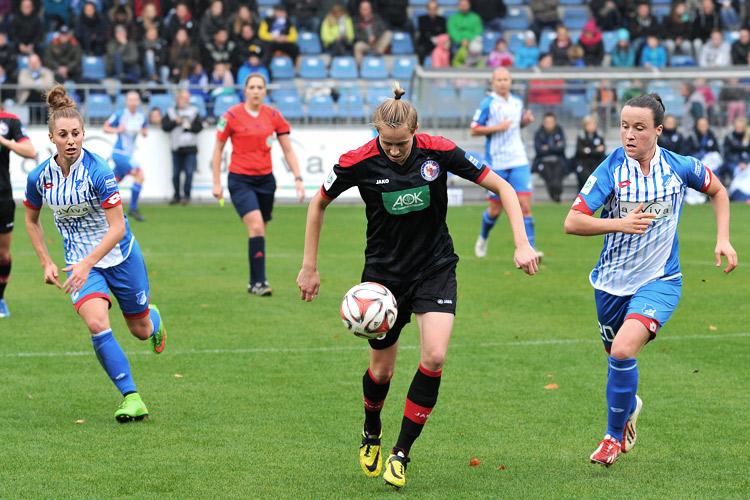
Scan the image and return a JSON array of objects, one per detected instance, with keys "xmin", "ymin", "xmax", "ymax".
[{"xmin": 4, "ymin": 332, "xmax": 749, "ymax": 359}]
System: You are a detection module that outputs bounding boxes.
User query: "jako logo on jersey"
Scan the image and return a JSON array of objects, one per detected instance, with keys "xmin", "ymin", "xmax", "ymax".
[
  {"xmin": 136, "ymin": 290, "xmax": 148, "ymax": 306},
  {"xmin": 618, "ymin": 180, "xmax": 631, "ymax": 188},
  {"xmin": 420, "ymin": 160, "xmax": 440, "ymax": 181},
  {"xmin": 642, "ymin": 304, "xmax": 656, "ymax": 317},
  {"xmin": 581, "ymin": 175, "xmax": 597, "ymax": 195},
  {"xmin": 436, "ymin": 299, "xmax": 453, "ymax": 305},
  {"xmin": 376, "ymin": 179, "xmax": 389, "ymax": 184},
  {"xmin": 382, "ymin": 185, "xmax": 430, "ymax": 215}
]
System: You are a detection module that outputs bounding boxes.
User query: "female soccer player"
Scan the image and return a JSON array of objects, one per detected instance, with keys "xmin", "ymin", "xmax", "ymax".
[
  {"xmin": 211, "ymin": 72, "xmax": 305, "ymax": 296},
  {"xmin": 564, "ymin": 93, "xmax": 737, "ymax": 468},
  {"xmin": 103, "ymin": 91, "xmax": 148, "ymax": 221},
  {"xmin": 297, "ymin": 83, "xmax": 539, "ymax": 489},
  {"xmin": 0, "ymin": 103, "xmax": 37, "ymax": 317},
  {"xmin": 24, "ymin": 85, "xmax": 166, "ymax": 422}
]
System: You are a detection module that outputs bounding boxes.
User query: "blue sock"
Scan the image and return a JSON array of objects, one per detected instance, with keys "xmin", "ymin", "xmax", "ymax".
[
  {"xmin": 149, "ymin": 306, "xmax": 161, "ymax": 337},
  {"xmin": 606, "ymin": 356, "xmax": 638, "ymax": 441},
  {"xmin": 91, "ymin": 329, "xmax": 136, "ymax": 396},
  {"xmin": 524, "ymin": 216, "xmax": 535, "ymax": 248},
  {"xmin": 480, "ymin": 209, "xmax": 499, "ymax": 239},
  {"xmin": 248, "ymin": 236, "xmax": 266, "ymax": 284},
  {"xmin": 130, "ymin": 183, "xmax": 142, "ymax": 211}
]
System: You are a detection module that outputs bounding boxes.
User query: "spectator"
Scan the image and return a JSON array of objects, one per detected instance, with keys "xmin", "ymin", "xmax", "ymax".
[
  {"xmin": 527, "ymin": 54, "xmax": 564, "ymax": 114},
  {"xmin": 488, "ymin": 37, "xmax": 513, "ymax": 67},
  {"xmin": 284, "ymin": 0, "xmax": 321, "ymax": 33},
  {"xmin": 75, "ymin": 0, "xmax": 107, "ymax": 56},
  {"xmin": 106, "ymin": 24, "xmax": 142, "ymax": 81},
  {"xmin": 0, "ymin": 0, "xmax": 10, "ymax": 30},
  {"xmin": 680, "ymin": 81, "xmax": 706, "ymax": 133},
  {"xmin": 168, "ymin": 27, "xmax": 199, "ymax": 83},
  {"xmin": 416, "ymin": 1, "xmax": 446, "ymax": 64},
  {"xmin": 136, "ymin": 2, "xmax": 163, "ymax": 39},
  {"xmin": 230, "ymin": 5, "xmax": 259, "ymax": 41},
  {"xmin": 43, "ymin": 25, "xmax": 83, "ymax": 82},
  {"xmin": 611, "ymin": 28, "xmax": 635, "ymax": 67},
  {"xmin": 320, "ymin": 4, "xmax": 354, "ymax": 57},
  {"xmin": 549, "ymin": 25, "xmax": 573, "ymax": 66},
  {"xmin": 353, "ymin": 1, "xmax": 391, "ymax": 65},
  {"xmin": 452, "ymin": 35, "xmax": 485, "ymax": 67},
  {"xmin": 620, "ymin": 79, "xmax": 644, "ymax": 105},
  {"xmin": 691, "ymin": 0, "xmax": 721, "ymax": 56},
  {"xmin": 730, "ymin": 27, "xmax": 750, "ymax": 65},
  {"xmin": 258, "ymin": 4, "xmax": 300, "ymax": 65},
  {"xmin": 592, "ymin": 79, "xmax": 617, "ymax": 123},
  {"xmin": 471, "ymin": 0, "xmax": 506, "ymax": 33},
  {"xmin": 514, "ymin": 31, "xmax": 539, "ymax": 69},
  {"xmin": 16, "ymin": 53, "xmax": 54, "ymax": 106},
  {"xmin": 162, "ymin": 89, "xmax": 203, "ymax": 205},
  {"xmin": 148, "ymin": 107, "xmax": 162, "ymax": 126},
  {"xmin": 236, "ymin": 44, "xmax": 269, "ymax": 84},
  {"xmin": 529, "ymin": 0, "xmax": 559, "ymax": 40},
  {"xmin": 140, "ymin": 26, "xmax": 169, "ymax": 82},
  {"xmin": 718, "ymin": 78, "xmax": 747, "ymax": 124},
  {"xmin": 107, "ymin": 3, "xmax": 138, "ymax": 42},
  {"xmin": 658, "ymin": 114, "xmax": 689, "ymax": 155},
  {"xmin": 660, "ymin": 1, "xmax": 693, "ymax": 59},
  {"xmin": 533, "ymin": 112, "xmax": 567, "ymax": 202},
  {"xmin": 627, "ymin": 1, "xmax": 659, "ymax": 58},
  {"xmin": 718, "ymin": 0, "xmax": 740, "ymax": 30},
  {"xmin": 202, "ymin": 28, "xmax": 235, "ymax": 73},
  {"xmin": 447, "ymin": 0, "xmax": 483, "ymax": 49},
  {"xmin": 208, "ymin": 61, "xmax": 235, "ymax": 94},
  {"xmin": 639, "ymin": 35, "xmax": 667, "ymax": 68},
  {"xmin": 0, "ymin": 65, "xmax": 12, "ymax": 102},
  {"xmin": 42, "ymin": 0, "xmax": 71, "ymax": 31},
  {"xmin": 567, "ymin": 43, "xmax": 585, "ymax": 68},
  {"xmin": 579, "ymin": 19, "xmax": 604, "ymax": 67},
  {"xmin": 180, "ymin": 61, "xmax": 209, "ymax": 102},
  {"xmin": 687, "ymin": 116, "xmax": 723, "ymax": 179},
  {"xmin": 721, "ymin": 115, "xmax": 750, "ymax": 184},
  {"xmin": 165, "ymin": 1, "xmax": 197, "ymax": 44},
  {"xmin": 573, "ymin": 115, "xmax": 606, "ymax": 191},
  {"xmin": 431, "ymin": 33, "xmax": 451, "ymax": 67},
  {"xmin": 9, "ymin": 0, "xmax": 44, "ymax": 55},
  {"xmin": 0, "ymin": 31, "xmax": 18, "ymax": 83},
  {"xmin": 699, "ymin": 29, "xmax": 731, "ymax": 67},
  {"xmin": 232, "ymin": 24, "xmax": 263, "ymax": 73},
  {"xmin": 374, "ymin": 0, "xmax": 410, "ymax": 32},
  {"xmin": 200, "ymin": 0, "xmax": 230, "ymax": 45},
  {"xmin": 590, "ymin": 0, "xmax": 622, "ymax": 32},
  {"xmin": 134, "ymin": 0, "xmax": 162, "ymax": 19}
]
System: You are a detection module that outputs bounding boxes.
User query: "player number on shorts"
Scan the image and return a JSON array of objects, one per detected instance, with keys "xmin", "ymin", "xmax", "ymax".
[{"xmin": 598, "ymin": 323, "xmax": 615, "ymax": 344}]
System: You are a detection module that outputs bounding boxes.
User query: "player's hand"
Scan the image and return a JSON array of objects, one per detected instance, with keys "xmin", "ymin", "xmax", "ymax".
[
  {"xmin": 295, "ymin": 179, "xmax": 305, "ymax": 203},
  {"xmin": 522, "ymin": 109, "xmax": 534, "ymax": 125},
  {"xmin": 620, "ymin": 203, "xmax": 654, "ymax": 234},
  {"xmin": 118, "ymin": 124, "xmax": 126, "ymax": 133},
  {"xmin": 513, "ymin": 243, "xmax": 539, "ymax": 276},
  {"xmin": 62, "ymin": 261, "xmax": 92, "ymax": 295},
  {"xmin": 498, "ymin": 118, "xmax": 512, "ymax": 131},
  {"xmin": 43, "ymin": 263, "xmax": 63, "ymax": 289},
  {"xmin": 297, "ymin": 267, "xmax": 320, "ymax": 302},
  {"xmin": 715, "ymin": 239, "xmax": 738, "ymax": 274},
  {"xmin": 212, "ymin": 183, "xmax": 223, "ymax": 199}
]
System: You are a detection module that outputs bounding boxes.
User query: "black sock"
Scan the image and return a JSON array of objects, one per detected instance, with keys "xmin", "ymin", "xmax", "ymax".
[
  {"xmin": 0, "ymin": 257, "xmax": 10, "ymax": 299},
  {"xmin": 248, "ymin": 237, "xmax": 265, "ymax": 284},
  {"xmin": 363, "ymin": 367, "xmax": 391, "ymax": 436},
  {"xmin": 394, "ymin": 364, "xmax": 442, "ymax": 456}
]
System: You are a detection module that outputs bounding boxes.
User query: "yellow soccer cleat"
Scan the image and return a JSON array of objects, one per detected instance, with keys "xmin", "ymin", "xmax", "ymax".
[
  {"xmin": 359, "ymin": 429, "xmax": 383, "ymax": 477},
  {"xmin": 382, "ymin": 452, "xmax": 410, "ymax": 489}
]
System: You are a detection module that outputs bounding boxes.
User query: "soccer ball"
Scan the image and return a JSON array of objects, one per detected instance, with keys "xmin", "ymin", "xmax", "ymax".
[{"xmin": 340, "ymin": 282, "xmax": 398, "ymax": 340}]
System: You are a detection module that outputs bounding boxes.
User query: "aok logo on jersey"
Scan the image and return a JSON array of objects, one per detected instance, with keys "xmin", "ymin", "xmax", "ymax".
[{"xmin": 382, "ymin": 185, "xmax": 430, "ymax": 215}]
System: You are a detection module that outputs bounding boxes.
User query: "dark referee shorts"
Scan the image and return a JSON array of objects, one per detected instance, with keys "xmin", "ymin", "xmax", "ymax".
[
  {"xmin": 363, "ymin": 261, "xmax": 458, "ymax": 350},
  {"xmin": 0, "ymin": 199, "xmax": 15, "ymax": 234},
  {"xmin": 227, "ymin": 172, "xmax": 276, "ymax": 222}
]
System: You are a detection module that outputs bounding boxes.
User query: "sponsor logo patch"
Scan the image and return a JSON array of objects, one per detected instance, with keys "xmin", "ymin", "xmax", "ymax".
[
  {"xmin": 464, "ymin": 151, "xmax": 480, "ymax": 167},
  {"xmin": 618, "ymin": 180, "xmax": 631, "ymax": 188},
  {"xmin": 0, "ymin": 122, "xmax": 8, "ymax": 136},
  {"xmin": 420, "ymin": 160, "xmax": 440, "ymax": 181},
  {"xmin": 382, "ymin": 185, "xmax": 430, "ymax": 215},
  {"xmin": 323, "ymin": 169, "xmax": 336, "ymax": 191},
  {"xmin": 620, "ymin": 200, "xmax": 672, "ymax": 219},
  {"xmin": 581, "ymin": 175, "xmax": 597, "ymax": 195},
  {"xmin": 136, "ymin": 290, "xmax": 148, "ymax": 306},
  {"xmin": 642, "ymin": 304, "xmax": 656, "ymax": 317},
  {"xmin": 217, "ymin": 117, "xmax": 227, "ymax": 133},
  {"xmin": 105, "ymin": 176, "xmax": 118, "ymax": 190},
  {"xmin": 53, "ymin": 202, "xmax": 91, "ymax": 219}
]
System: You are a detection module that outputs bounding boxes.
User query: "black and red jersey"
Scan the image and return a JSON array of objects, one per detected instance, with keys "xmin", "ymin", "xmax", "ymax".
[
  {"xmin": 0, "ymin": 111, "xmax": 31, "ymax": 200},
  {"xmin": 322, "ymin": 133, "xmax": 489, "ymax": 281}
]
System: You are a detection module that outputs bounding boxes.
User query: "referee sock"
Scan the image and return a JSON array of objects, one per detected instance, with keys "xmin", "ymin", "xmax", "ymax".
[
  {"xmin": 363, "ymin": 367, "xmax": 392, "ymax": 436},
  {"xmin": 605, "ymin": 356, "xmax": 638, "ymax": 441},
  {"xmin": 248, "ymin": 237, "xmax": 266, "ymax": 284},
  {"xmin": 91, "ymin": 329, "xmax": 137, "ymax": 396},
  {"xmin": 524, "ymin": 216, "xmax": 536, "ymax": 248},
  {"xmin": 130, "ymin": 183, "xmax": 142, "ymax": 211},
  {"xmin": 0, "ymin": 256, "xmax": 10, "ymax": 299},
  {"xmin": 393, "ymin": 364, "xmax": 442, "ymax": 457},
  {"xmin": 480, "ymin": 209, "xmax": 499, "ymax": 239}
]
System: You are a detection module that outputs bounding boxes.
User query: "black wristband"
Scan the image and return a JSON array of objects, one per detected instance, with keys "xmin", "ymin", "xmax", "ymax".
[{"xmin": 295, "ymin": 176, "xmax": 303, "ymax": 181}]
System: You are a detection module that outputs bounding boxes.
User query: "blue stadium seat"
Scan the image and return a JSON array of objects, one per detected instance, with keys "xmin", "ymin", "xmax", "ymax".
[
  {"xmin": 724, "ymin": 30, "xmax": 740, "ymax": 44},
  {"xmin": 189, "ymin": 94, "xmax": 207, "ymax": 117},
  {"xmin": 646, "ymin": 80, "xmax": 673, "ymax": 95},
  {"xmin": 336, "ymin": 93, "xmax": 367, "ymax": 121},
  {"xmin": 436, "ymin": 0, "xmax": 455, "ymax": 6},
  {"xmin": 670, "ymin": 54, "xmax": 697, "ymax": 67},
  {"xmin": 390, "ymin": 32, "xmax": 415, "ymax": 55},
  {"xmin": 148, "ymin": 93, "xmax": 174, "ymax": 114},
  {"xmin": 601, "ymin": 30, "xmax": 618, "ymax": 53},
  {"xmin": 508, "ymin": 31, "xmax": 526, "ymax": 54},
  {"xmin": 297, "ymin": 32, "xmax": 322, "ymax": 54},
  {"xmin": 661, "ymin": 93, "xmax": 683, "ymax": 117},
  {"xmin": 422, "ymin": 55, "xmax": 433, "ymax": 68},
  {"xmin": 458, "ymin": 85, "xmax": 488, "ymax": 104},
  {"xmin": 275, "ymin": 95, "xmax": 305, "ymax": 120},
  {"xmin": 410, "ymin": 0, "xmax": 429, "ymax": 5},
  {"xmin": 502, "ymin": 8, "xmax": 530, "ymax": 30},
  {"xmin": 360, "ymin": 56, "xmax": 388, "ymax": 79},
  {"xmin": 307, "ymin": 94, "xmax": 335, "ymax": 121},
  {"xmin": 504, "ymin": 0, "xmax": 525, "ymax": 5},
  {"xmin": 87, "ymin": 93, "xmax": 113, "ymax": 119},
  {"xmin": 338, "ymin": 85, "xmax": 362, "ymax": 98},
  {"xmin": 482, "ymin": 31, "xmax": 501, "ymax": 54},
  {"xmin": 650, "ymin": 0, "xmax": 671, "ymax": 4},
  {"xmin": 257, "ymin": 0, "xmax": 276, "ymax": 5},
  {"xmin": 114, "ymin": 93, "xmax": 126, "ymax": 110},
  {"xmin": 271, "ymin": 82, "xmax": 300, "ymax": 102},
  {"xmin": 563, "ymin": 93, "xmax": 589, "ymax": 119},
  {"xmin": 213, "ymin": 94, "xmax": 240, "ymax": 117},
  {"xmin": 269, "ymin": 56, "xmax": 295, "ymax": 80},
  {"xmin": 330, "ymin": 56, "xmax": 358, "ymax": 79},
  {"xmin": 559, "ymin": 0, "xmax": 584, "ymax": 4},
  {"xmin": 366, "ymin": 83, "xmax": 393, "ymax": 106},
  {"xmin": 299, "ymin": 56, "xmax": 327, "ymax": 79},
  {"xmin": 17, "ymin": 55, "xmax": 29, "ymax": 71},
  {"xmin": 82, "ymin": 56, "xmax": 106, "ymax": 80},
  {"xmin": 538, "ymin": 30, "xmax": 556, "ymax": 53},
  {"xmin": 569, "ymin": 30, "xmax": 581, "ymax": 45},
  {"xmin": 562, "ymin": 7, "xmax": 589, "ymax": 30},
  {"xmin": 652, "ymin": 6, "xmax": 670, "ymax": 21},
  {"xmin": 391, "ymin": 57, "xmax": 416, "ymax": 79},
  {"xmin": 423, "ymin": 86, "xmax": 461, "ymax": 124}
]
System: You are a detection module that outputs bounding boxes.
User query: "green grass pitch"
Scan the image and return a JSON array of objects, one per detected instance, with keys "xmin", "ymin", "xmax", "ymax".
[{"xmin": 1, "ymin": 201, "xmax": 748, "ymax": 499}]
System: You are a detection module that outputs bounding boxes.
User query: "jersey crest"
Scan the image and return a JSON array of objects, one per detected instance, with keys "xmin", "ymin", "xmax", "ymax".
[{"xmin": 420, "ymin": 160, "xmax": 440, "ymax": 181}]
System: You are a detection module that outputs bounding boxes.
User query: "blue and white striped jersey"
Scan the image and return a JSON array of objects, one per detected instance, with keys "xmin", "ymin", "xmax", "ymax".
[
  {"xmin": 572, "ymin": 146, "xmax": 712, "ymax": 296},
  {"xmin": 105, "ymin": 109, "xmax": 147, "ymax": 157},
  {"xmin": 471, "ymin": 92, "xmax": 528, "ymax": 170},
  {"xmin": 23, "ymin": 148, "xmax": 135, "ymax": 268}
]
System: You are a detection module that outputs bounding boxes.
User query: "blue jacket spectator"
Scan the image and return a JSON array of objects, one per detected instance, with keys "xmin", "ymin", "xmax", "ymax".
[
  {"xmin": 611, "ymin": 29, "xmax": 635, "ymax": 67},
  {"xmin": 236, "ymin": 44, "xmax": 270, "ymax": 86},
  {"xmin": 639, "ymin": 36, "xmax": 667, "ymax": 68},
  {"xmin": 514, "ymin": 32, "xmax": 539, "ymax": 68}
]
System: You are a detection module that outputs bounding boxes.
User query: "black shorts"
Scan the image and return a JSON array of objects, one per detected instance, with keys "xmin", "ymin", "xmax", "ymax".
[
  {"xmin": 227, "ymin": 172, "xmax": 276, "ymax": 222},
  {"xmin": 0, "ymin": 199, "xmax": 15, "ymax": 234},
  {"xmin": 363, "ymin": 262, "xmax": 458, "ymax": 350}
]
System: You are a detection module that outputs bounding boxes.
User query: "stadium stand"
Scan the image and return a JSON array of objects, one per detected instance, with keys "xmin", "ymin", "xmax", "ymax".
[
  {"xmin": 299, "ymin": 56, "xmax": 328, "ymax": 79},
  {"xmin": 81, "ymin": 56, "xmax": 106, "ymax": 81},
  {"xmin": 148, "ymin": 94, "xmax": 174, "ymax": 114},
  {"xmin": 330, "ymin": 56, "xmax": 358, "ymax": 80},
  {"xmin": 87, "ymin": 93, "xmax": 113, "ymax": 120},
  {"xmin": 269, "ymin": 56, "xmax": 296, "ymax": 80},
  {"xmin": 502, "ymin": 9, "xmax": 530, "ymax": 30},
  {"xmin": 189, "ymin": 95, "xmax": 208, "ymax": 117},
  {"xmin": 360, "ymin": 56, "xmax": 388, "ymax": 80},
  {"xmin": 390, "ymin": 32, "xmax": 415, "ymax": 55},
  {"xmin": 482, "ymin": 31, "xmax": 501, "ymax": 54},
  {"xmin": 306, "ymin": 94, "xmax": 335, "ymax": 122},
  {"xmin": 212, "ymin": 94, "xmax": 240, "ymax": 117},
  {"xmin": 274, "ymin": 95, "xmax": 305, "ymax": 121},
  {"xmin": 390, "ymin": 57, "xmax": 416, "ymax": 80},
  {"xmin": 562, "ymin": 7, "xmax": 589, "ymax": 30},
  {"xmin": 297, "ymin": 32, "xmax": 322, "ymax": 55}
]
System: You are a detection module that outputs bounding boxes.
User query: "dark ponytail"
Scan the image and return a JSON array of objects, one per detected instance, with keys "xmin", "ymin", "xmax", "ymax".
[{"xmin": 624, "ymin": 92, "xmax": 665, "ymax": 128}]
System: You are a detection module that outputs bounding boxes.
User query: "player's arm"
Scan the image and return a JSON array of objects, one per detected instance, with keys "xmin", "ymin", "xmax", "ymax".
[
  {"xmin": 297, "ymin": 190, "xmax": 333, "ymax": 301},
  {"xmin": 211, "ymin": 139, "xmax": 226, "ymax": 199},
  {"xmin": 277, "ymin": 133, "xmax": 305, "ymax": 203},
  {"xmin": 704, "ymin": 175, "xmax": 737, "ymax": 274},
  {"xmin": 564, "ymin": 204, "xmax": 653, "ymax": 236},
  {"xmin": 24, "ymin": 205, "xmax": 63, "ymax": 289},
  {"xmin": 0, "ymin": 136, "xmax": 36, "ymax": 159},
  {"xmin": 470, "ymin": 120, "xmax": 511, "ymax": 136},
  {"xmin": 102, "ymin": 121, "xmax": 120, "ymax": 134},
  {"xmin": 478, "ymin": 170, "xmax": 538, "ymax": 275}
]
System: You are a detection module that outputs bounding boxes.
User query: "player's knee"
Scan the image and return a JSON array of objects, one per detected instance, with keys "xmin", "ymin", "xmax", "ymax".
[
  {"xmin": 488, "ymin": 204, "xmax": 502, "ymax": 217},
  {"xmin": 127, "ymin": 323, "xmax": 151, "ymax": 340},
  {"xmin": 421, "ymin": 350, "xmax": 446, "ymax": 372},
  {"xmin": 369, "ymin": 366, "xmax": 393, "ymax": 383},
  {"xmin": 609, "ymin": 344, "xmax": 636, "ymax": 360},
  {"xmin": 85, "ymin": 318, "xmax": 110, "ymax": 335},
  {"xmin": 0, "ymin": 249, "xmax": 10, "ymax": 263}
]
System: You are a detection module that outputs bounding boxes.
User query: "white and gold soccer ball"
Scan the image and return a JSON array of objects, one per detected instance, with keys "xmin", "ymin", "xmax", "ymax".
[{"xmin": 340, "ymin": 282, "xmax": 398, "ymax": 340}]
